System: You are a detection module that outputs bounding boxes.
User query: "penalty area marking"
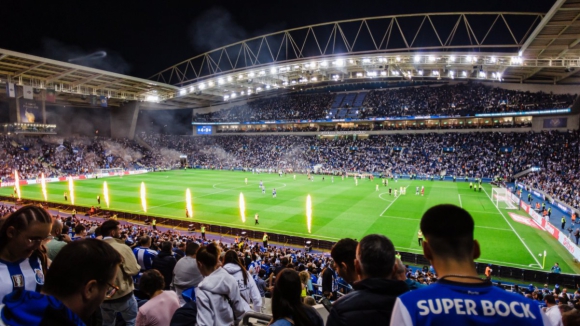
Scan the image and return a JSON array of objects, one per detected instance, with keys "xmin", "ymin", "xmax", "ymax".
[
  {"xmin": 482, "ymin": 187, "xmax": 543, "ymax": 268},
  {"xmin": 383, "ymin": 215, "xmax": 510, "ymax": 231},
  {"xmin": 458, "ymin": 194, "xmax": 463, "ymax": 208},
  {"xmin": 378, "ymin": 192, "xmax": 395, "ymax": 202},
  {"xmin": 379, "ymin": 185, "xmax": 409, "ymax": 216}
]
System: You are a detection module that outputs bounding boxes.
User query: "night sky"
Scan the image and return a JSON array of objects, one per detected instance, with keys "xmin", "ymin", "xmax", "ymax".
[{"xmin": 2, "ymin": 0, "xmax": 557, "ymax": 80}]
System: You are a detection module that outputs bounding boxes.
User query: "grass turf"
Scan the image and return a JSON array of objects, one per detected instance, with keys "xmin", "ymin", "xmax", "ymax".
[{"xmin": 3, "ymin": 170, "xmax": 579, "ymax": 274}]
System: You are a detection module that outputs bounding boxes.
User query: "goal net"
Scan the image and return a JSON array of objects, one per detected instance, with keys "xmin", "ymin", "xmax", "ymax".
[
  {"xmin": 96, "ymin": 168, "xmax": 125, "ymax": 176},
  {"xmin": 492, "ymin": 187, "xmax": 517, "ymax": 209}
]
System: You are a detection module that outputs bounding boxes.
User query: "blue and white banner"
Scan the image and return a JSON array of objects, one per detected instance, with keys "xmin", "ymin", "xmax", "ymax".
[{"xmin": 23, "ymin": 86, "xmax": 34, "ymax": 100}]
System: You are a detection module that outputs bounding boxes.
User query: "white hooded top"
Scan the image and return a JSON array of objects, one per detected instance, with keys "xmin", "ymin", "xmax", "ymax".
[
  {"xmin": 196, "ymin": 267, "xmax": 251, "ymax": 326},
  {"xmin": 222, "ymin": 263, "xmax": 263, "ymax": 312}
]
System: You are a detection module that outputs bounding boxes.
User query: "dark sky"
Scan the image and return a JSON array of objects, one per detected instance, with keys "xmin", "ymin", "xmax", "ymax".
[{"xmin": 2, "ymin": 0, "xmax": 556, "ymax": 79}]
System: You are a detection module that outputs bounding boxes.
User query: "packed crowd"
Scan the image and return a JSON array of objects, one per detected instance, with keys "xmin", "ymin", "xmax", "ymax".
[
  {"xmin": 1, "ymin": 204, "xmax": 578, "ymax": 325},
  {"xmin": 361, "ymin": 83, "xmax": 576, "ymax": 118},
  {"xmin": 1, "ymin": 129, "xmax": 578, "ymax": 210},
  {"xmin": 193, "ymin": 83, "xmax": 577, "ymax": 122}
]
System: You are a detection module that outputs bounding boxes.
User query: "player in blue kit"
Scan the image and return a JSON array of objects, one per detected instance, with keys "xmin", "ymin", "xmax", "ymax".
[
  {"xmin": 272, "ymin": 188, "xmax": 277, "ymax": 198},
  {"xmin": 391, "ymin": 204, "xmax": 551, "ymax": 326}
]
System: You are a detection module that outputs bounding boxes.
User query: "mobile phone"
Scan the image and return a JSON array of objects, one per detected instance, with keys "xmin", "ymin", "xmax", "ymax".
[{"xmin": 321, "ymin": 297, "xmax": 332, "ymax": 312}]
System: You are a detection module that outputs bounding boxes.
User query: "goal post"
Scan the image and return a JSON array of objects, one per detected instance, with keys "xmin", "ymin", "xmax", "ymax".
[
  {"xmin": 96, "ymin": 168, "xmax": 125, "ymax": 176},
  {"xmin": 491, "ymin": 187, "xmax": 517, "ymax": 209}
]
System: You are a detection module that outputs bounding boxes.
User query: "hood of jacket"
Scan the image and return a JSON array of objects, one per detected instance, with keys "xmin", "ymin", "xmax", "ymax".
[
  {"xmin": 198, "ymin": 267, "xmax": 236, "ymax": 296},
  {"xmin": 222, "ymin": 263, "xmax": 242, "ymax": 276},
  {"xmin": 1, "ymin": 290, "xmax": 85, "ymax": 326}
]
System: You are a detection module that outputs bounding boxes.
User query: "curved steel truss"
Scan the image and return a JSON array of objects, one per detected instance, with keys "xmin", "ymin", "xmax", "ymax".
[{"xmin": 151, "ymin": 12, "xmax": 544, "ymax": 85}]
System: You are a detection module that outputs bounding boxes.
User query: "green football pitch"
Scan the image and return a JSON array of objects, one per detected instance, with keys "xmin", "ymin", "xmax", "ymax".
[{"xmin": 2, "ymin": 170, "xmax": 579, "ymax": 274}]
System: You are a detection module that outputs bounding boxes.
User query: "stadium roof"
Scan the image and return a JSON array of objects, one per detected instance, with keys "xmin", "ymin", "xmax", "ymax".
[
  {"xmin": 149, "ymin": 1, "xmax": 580, "ymax": 107},
  {"xmin": 0, "ymin": 48, "xmax": 178, "ymax": 107},
  {"xmin": 1, "ymin": 1, "xmax": 579, "ymax": 110}
]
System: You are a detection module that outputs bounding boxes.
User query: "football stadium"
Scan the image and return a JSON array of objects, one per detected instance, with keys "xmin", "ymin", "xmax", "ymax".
[{"xmin": 1, "ymin": 0, "xmax": 580, "ymax": 325}]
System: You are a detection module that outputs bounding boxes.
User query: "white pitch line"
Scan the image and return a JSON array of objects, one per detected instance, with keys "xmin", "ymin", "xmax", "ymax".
[
  {"xmin": 379, "ymin": 185, "xmax": 409, "ymax": 216},
  {"xmin": 458, "ymin": 194, "xmax": 463, "ymax": 208},
  {"xmin": 382, "ymin": 215, "xmax": 510, "ymax": 231},
  {"xmin": 475, "ymin": 225, "xmax": 512, "ymax": 231},
  {"xmin": 395, "ymin": 246, "xmax": 544, "ymax": 270},
  {"xmin": 483, "ymin": 187, "xmax": 543, "ymax": 267}
]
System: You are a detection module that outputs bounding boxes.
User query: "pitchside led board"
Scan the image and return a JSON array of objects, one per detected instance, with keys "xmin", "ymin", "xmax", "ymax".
[
  {"xmin": 20, "ymin": 100, "xmax": 43, "ymax": 123},
  {"xmin": 197, "ymin": 126, "xmax": 212, "ymax": 135}
]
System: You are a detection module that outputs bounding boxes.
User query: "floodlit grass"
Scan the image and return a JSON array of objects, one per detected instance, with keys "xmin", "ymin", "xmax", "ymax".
[{"xmin": 3, "ymin": 170, "xmax": 579, "ymax": 274}]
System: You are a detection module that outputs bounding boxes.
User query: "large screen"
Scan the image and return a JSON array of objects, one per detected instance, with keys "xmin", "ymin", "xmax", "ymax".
[{"xmin": 196, "ymin": 126, "xmax": 212, "ymax": 135}]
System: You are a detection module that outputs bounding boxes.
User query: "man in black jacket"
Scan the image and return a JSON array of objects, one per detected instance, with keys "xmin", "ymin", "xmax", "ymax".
[
  {"xmin": 151, "ymin": 241, "xmax": 177, "ymax": 290},
  {"xmin": 326, "ymin": 234, "xmax": 409, "ymax": 326}
]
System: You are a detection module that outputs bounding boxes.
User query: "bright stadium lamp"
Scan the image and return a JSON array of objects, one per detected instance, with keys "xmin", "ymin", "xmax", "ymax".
[
  {"xmin": 224, "ymin": 95, "xmax": 230, "ymax": 100},
  {"xmin": 320, "ymin": 61, "xmax": 328, "ymax": 67},
  {"xmin": 259, "ymin": 70, "xmax": 265, "ymax": 76},
  {"xmin": 179, "ymin": 89, "xmax": 186, "ymax": 96},
  {"xmin": 466, "ymin": 55, "xmax": 473, "ymax": 62},
  {"xmin": 248, "ymin": 72, "xmax": 255, "ymax": 78},
  {"xmin": 396, "ymin": 56, "xmax": 401, "ymax": 62},
  {"xmin": 199, "ymin": 83, "xmax": 206, "ymax": 89},
  {"xmin": 414, "ymin": 55, "xmax": 421, "ymax": 63},
  {"xmin": 428, "ymin": 55, "xmax": 436, "ymax": 62},
  {"xmin": 418, "ymin": 70, "xmax": 423, "ymax": 76},
  {"xmin": 334, "ymin": 59, "xmax": 344, "ymax": 67},
  {"xmin": 218, "ymin": 78, "xmax": 224, "ymax": 85},
  {"xmin": 189, "ymin": 86, "xmax": 194, "ymax": 93},
  {"xmin": 490, "ymin": 56, "xmax": 497, "ymax": 63},
  {"xmin": 231, "ymin": 93, "xmax": 236, "ymax": 98},
  {"xmin": 227, "ymin": 76, "xmax": 233, "ymax": 82},
  {"xmin": 449, "ymin": 55, "xmax": 456, "ymax": 62},
  {"xmin": 266, "ymin": 85, "xmax": 271, "ymax": 89},
  {"xmin": 270, "ymin": 67, "xmax": 277, "ymax": 74},
  {"xmin": 380, "ymin": 71, "xmax": 387, "ymax": 76},
  {"xmin": 462, "ymin": 71, "xmax": 467, "ymax": 77}
]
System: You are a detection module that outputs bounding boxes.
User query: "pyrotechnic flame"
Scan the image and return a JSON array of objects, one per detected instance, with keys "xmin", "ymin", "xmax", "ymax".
[
  {"xmin": 140, "ymin": 182, "xmax": 147, "ymax": 213},
  {"xmin": 239, "ymin": 193, "xmax": 246, "ymax": 223},
  {"xmin": 103, "ymin": 181, "xmax": 110, "ymax": 208},
  {"xmin": 186, "ymin": 188, "xmax": 193, "ymax": 218},
  {"xmin": 68, "ymin": 177, "xmax": 75, "ymax": 205},
  {"xmin": 41, "ymin": 173, "xmax": 47, "ymax": 201},
  {"xmin": 14, "ymin": 170, "xmax": 21, "ymax": 200},
  {"xmin": 306, "ymin": 194, "xmax": 312, "ymax": 233}
]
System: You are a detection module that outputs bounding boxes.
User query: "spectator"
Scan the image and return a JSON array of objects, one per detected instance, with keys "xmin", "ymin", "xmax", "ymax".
[
  {"xmin": 0, "ymin": 239, "xmax": 122, "ymax": 325},
  {"xmin": 394, "ymin": 258, "xmax": 426, "ymax": 291},
  {"xmin": 270, "ymin": 269, "xmax": 323, "ymax": 326},
  {"xmin": 136, "ymin": 269, "xmax": 180, "ymax": 326},
  {"xmin": 330, "ymin": 238, "xmax": 359, "ymax": 285},
  {"xmin": 172, "ymin": 241, "xmax": 203, "ymax": 305},
  {"xmin": 152, "ymin": 241, "xmax": 177, "ymax": 290},
  {"xmin": 391, "ymin": 204, "xmax": 551, "ymax": 325},
  {"xmin": 222, "ymin": 250, "xmax": 262, "ymax": 313},
  {"xmin": 100, "ymin": 219, "xmax": 141, "ymax": 326},
  {"xmin": 133, "ymin": 235, "xmax": 158, "ymax": 273},
  {"xmin": 551, "ymin": 263, "xmax": 562, "ymax": 274},
  {"xmin": 196, "ymin": 243, "xmax": 250, "ymax": 326},
  {"xmin": 544, "ymin": 294, "xmax": 563, "ymax": 326},
  {"xmin": 45, "ymin": 218, "xmax": 70, "ymax": 261},
  {"xmin": 0, "ymin": 205, "xmax": 52, "ymax": 302},
  {"xmin": 562, "ymin": 308, "xmax": 580, "ymax": 326},
  {"xmin": 327, "ymin": 234, "xmax": 409, "ymax": 326},
  {"xmin": 321, "ymin": 260, "xmax": 338, "ymax": 300}
]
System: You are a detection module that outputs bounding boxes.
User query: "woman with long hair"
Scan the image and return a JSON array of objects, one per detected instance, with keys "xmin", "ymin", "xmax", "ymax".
[
  {"xmin": 196, "ymin": 243, "xmax": 250, "ymax": 326},
  {"xmin": 270, "ymin": 269, "xmax": 323, "ymax": 326},
  {"xmin": 0, "ymin": 205, "xmax": 52, "ymax": 302},
  {"xmin": 222, "ymin": 250, "xmax": 262, "ymax": 312}
]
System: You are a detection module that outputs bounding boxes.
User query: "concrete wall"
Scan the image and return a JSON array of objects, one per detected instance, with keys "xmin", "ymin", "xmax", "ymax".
[{"xmin": 111, "ymin": 102, "xmax": 139, "ymax": 139}]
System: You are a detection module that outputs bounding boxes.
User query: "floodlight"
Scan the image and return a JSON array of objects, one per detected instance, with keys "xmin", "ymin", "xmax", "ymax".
[
  {"xmin": 449, "ymin": 55, "xmax": 456, "ymax": 62},
  {"xmin": 356, "ymin": 72, "xmax": 363, "ymax": 77},
  {"xmin": 321, "ymin": 61, "xmax": 328, "ymax": 67},
  {"xmin": 311, "ymin": 77, "xmax": 317, "ymax": 81},
  {"xmin": 380, "ymin": 71, "xmax": 387, "ymax": 76},
  {"xmin": 414, "ymin": 55, "xmax": 421, "ymax": 63},
  {"xmin": 218, "ymin": 78, "xmax": 224, "ymax": 85},
  {"xmin": 231, "ymin": 93, "xmax": 236, "ymax": 98},
  {"xmin": 396, "ymin": 56, "xmax": 401, "ymax": 62},
  {"xmin": 227, "ymin": 76, "xmax": 233, "ymax": 82},
  {"xmin": 179, "ymin": 89, "xmax": 186, "ymax": 96},
  {"xmin": 199, "ymin": 83, "xmax": 206, "ymax": 89},
  {"xmin": 418, "ymin": 70, "xmax": 423, "ymax": 75},
  {"xmin": 334, "ymin": 59, "xmax": 344, "ymax": 67},
  {"xmin": 248, "ymin": 72, "xmax": 255, "ymax": 78},
  {"xmin": 428, "ymin": 55, "xmax": 436, "ymax": 62},
  {"xmin": 259, "ymin": 70, "xmax": 265, "ymax": 76},
  {"xmin": 266, "ymin": 85, "xmax": 271, "ymax": 89},
  {"xmin": 462, "ymin": 71, "xmax": 467, "ymax": 77},
  {"xmin": 362, "ymin": 58, "xmax": 371, "ymax": 63},
  {"xmin": 490, "ymin": 56, "xmax": 497, "ymax": 63},
  {"xmin": 270, "ymin": 67, "xmax": 277, "ymax": 74}
]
